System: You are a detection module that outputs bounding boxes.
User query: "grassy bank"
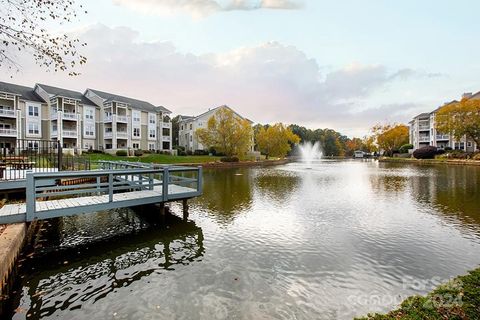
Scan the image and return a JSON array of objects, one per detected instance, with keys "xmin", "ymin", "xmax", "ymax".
[
  {"xmin": 356, "ymin": 267, "xmax": 480, "ymax": 320},
  {"xmin": 85, "ymin": 153, "xmax": 221, "ymax": 165},
  {"xmin": 379, "ymin": 157, "xmax": 480, "ymax": 166}
]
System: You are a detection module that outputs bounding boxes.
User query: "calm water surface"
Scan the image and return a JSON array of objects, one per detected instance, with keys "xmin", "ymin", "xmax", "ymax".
[{"xmin": 6, "ymin": 160, "xmax": 480, "ymax": 319}]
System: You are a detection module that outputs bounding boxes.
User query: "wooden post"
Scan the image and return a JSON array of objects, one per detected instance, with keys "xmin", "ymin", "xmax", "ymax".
[
  {"xmin": 26, "ymin": 171, "xmax": 35, "ymax": 222},
  {"xmin": 162, "ymin": 167, "xmax": 169, "ymax": 202},
  {"xmin": 182, "ymin": 199, "xmax": 189, "ymax": 220},
  {"xmin": 159, "ymin": 202, "xmax": 165, "ymax": 216},
  {"xmin": 108, "ymin": 173, "xmax": 113, "ymax": 202}
]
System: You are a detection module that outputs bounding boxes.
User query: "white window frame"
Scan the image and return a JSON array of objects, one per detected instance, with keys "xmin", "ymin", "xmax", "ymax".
[{"xmin": 133, "ymin": 127, "xmax": 140, "ymax": 138}]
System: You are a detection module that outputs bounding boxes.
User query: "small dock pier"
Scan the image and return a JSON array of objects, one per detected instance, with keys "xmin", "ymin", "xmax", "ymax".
[{"xmin": 0, "ymin": 162, "xmax": 202, "ymax": 224}]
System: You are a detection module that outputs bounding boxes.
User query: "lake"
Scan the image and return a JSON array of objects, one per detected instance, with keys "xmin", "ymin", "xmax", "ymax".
[{"xmin": 5, "ymin": 160, "xmax": 480, "ymax": 319}]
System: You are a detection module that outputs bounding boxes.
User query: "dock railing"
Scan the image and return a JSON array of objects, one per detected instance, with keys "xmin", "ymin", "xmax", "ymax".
[{"xmin": 25, "ymin": 166, "xmax": 202, "ymax": 221}]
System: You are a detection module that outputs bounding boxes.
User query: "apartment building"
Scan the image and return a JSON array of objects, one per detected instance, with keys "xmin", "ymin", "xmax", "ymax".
[
  {"xmin": 178, "ymin": 105, "xmax": 253, "ymax": 152},
  {"xmin": 84, "ymin": 89, "xmax": 172, "ymax": 153},
  {"xmin": 409, "ymin": 93, "xmax": 478, "ymax": 152},
  {"xmin": 0, "ymin": 82, "xmax": 50, "ymax": 151},
  {"xmin": 0, "ymin": 81, "xmax": 172, "ymax": 154}
]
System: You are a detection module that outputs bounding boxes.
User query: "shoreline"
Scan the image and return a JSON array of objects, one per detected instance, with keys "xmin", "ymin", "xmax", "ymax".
[
  {"xmin": 356, "ymin": 266, "xmax": 480, "ymax": 319},
  {"xmin": 379, "ymin": 157, "xmax": 480, "ymax": 167},
  {"xmin": 178, "ymin": 158, "xmax": 291, "ymax": 168}
]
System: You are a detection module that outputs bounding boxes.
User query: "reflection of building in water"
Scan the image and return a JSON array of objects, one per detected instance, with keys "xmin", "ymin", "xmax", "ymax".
[
  {"xmin": 17, "ymin": 215, "xmax": 204, "ymax": 318},
  {"xmin": 408, "ymin": 166, "xmax": 480, "ymax": 226}
]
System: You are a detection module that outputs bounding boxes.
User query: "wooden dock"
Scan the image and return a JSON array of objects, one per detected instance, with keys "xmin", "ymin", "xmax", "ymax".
[{"xmin": 0, "ymin": 165, "xmax": 203, "ymax": 224}]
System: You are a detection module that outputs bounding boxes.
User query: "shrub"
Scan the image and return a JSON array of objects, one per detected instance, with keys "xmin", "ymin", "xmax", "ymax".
[
  {"xmin": 178, "ymin": 151, "xmax": 187, "ymax": 156},
  {"xmin": 436, "ymin": 149, "xmax": 446, "ymax": 155},
  {"xmin": 444, "ymin": 146, "xmax": 453, "ymax": 151},
  {"xmin": 116, "ymin": 150, "xmax": 128, "ymax": 156},
  {"xmin": 473, "ymin": 153, "xmax": 480, "ymax": 160},
  {"xmin": 194, "ymin": 149, "xmax": 209, "ymax": 156},
  {"xmin": 398, "ymin": 144, "xmax": 414, "ymax": 154},
  {"xmin": 413, "ymin": 146, "xmax": 437, "ymax": 159},
  {"xmin": 174, "ymin": 146, "xmax": 185, "ymax": 152},
  {"xmin": 186, "ymin": 150, "xmax": 193, "ymax": 156},
  {"xmin": 143, "ymin": 150, "xmax": 152, "ymax": 154},
  {"xmin": 86, "ymin": 149, "xmax": 104, "ymax": 154},
  {"xmin": 134, "ymin": 150, "xmax": 144, "ymax": 157},
  {"xmin": 220, "ymin": 156, "xmax": 239, "ymax": 162},
  {"xmin": 448, "ymin": 150, "xmax": 469, "ymax": 159}
]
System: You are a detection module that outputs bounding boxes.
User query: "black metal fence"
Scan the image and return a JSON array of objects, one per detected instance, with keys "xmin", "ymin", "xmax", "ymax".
[{"xmin": 0, "ymin": 139, "xmax": 90, "ymax": 181}]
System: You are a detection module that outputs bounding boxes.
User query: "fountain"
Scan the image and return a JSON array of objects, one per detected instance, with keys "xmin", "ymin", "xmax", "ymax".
[{"xmin": 298, "ymin": 141, "xmax": 323, "ymax": 168}]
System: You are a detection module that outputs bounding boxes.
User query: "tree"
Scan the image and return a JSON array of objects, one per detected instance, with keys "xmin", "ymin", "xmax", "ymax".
[
  {"xmin": 256, "ymin": 123, "xmax": 300, "ymax": 159},
  {"xmin": 195, "ymin": 107, "xmax": 252, "ymax": 158},
  {"xmin": 371, "ymin": 123, "xmax": 409, "ymax": 156},
  {"xmin": 436, "ymin": 98, "xmax": 480, "ymax": 148},
  {"xmin": 1, "ymin": 0, "xmax": 87, "ymax": 75}
]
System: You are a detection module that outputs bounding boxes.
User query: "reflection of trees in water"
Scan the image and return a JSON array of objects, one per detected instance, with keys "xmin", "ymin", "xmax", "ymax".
[
  {"xmin": 195, "ymin": 168, "xmax": 254, "ymax": 221},
  {"xmin": 17, "ymin": 215, "xmax": 204, "ymax": 319},
  {"xmin": 369, "ymin": 174, "xmax": 408, "ymax": 193},
  {"xmin": 254, "ymin": 169, "xmax": 300, "ymax": 202},
  {"xmin": 409, "ymin": 166, "xmax": 480, "ymax": 227}
]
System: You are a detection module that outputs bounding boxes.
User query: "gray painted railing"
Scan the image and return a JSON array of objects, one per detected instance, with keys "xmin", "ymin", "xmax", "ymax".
[{"xmin": 25, "ymin": 166, "xmax": 202, "ymax": 221}]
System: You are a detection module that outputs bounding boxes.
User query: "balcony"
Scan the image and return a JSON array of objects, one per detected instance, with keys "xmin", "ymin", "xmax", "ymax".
[
  {"xmin": 117, "ymin": 131, "xmax": 128, "ymax": 139},
  {"xmin": 117, "ymin": 115, "xmax": 128, "ymax": 123},
  {"xmin": 436, "ymin": 134, "xmax": 450, "ymax": 140},
  {"xmin": 0, "ymin": 128, "xmax": 17, "ymax": 137},
  {"xmin": 104, "ymin": 131, "xmax": 113, "ymax": 139},
  {"xmin": 162, "ymin": 122, "xmax": 171, "ymax": 129},
  {"xmin": 50, "ymin": 112, "xmax": 77, "ymax": 120},
  {"xmin": 104, "ymin": 115, "xmax": 113, "ymax": 123},
  {"xmin": 0, "ymin": 108, "xmax": 16, "ymax": 118},
  {"xmin": 63, "ymin": 112, "xmax": 77, "ymax": 121},
  {"xmin": 419, "ymin": 136, "xmax": 430, "ymax": 143},
  {"xmin": 418, "ymin": 125, "xmax": 430, "ymax": 131},
  {"xmin": 63, "ymin": 130, "xmax": 77, "ymax": 137},
  {"xmin": 162, "ymin": 136, "xmax": 171, "ymax": 142},
  {"xmin": 51, "ymin": 130, "xmax": 77, "ymax": 138}
]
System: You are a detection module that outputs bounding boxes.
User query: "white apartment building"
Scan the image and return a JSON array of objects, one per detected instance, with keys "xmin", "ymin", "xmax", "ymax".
[
  {"xmin": 178, "ymin": 105, "xmax": 253, "ymax": 152},
  {"xmin": 409, "ymin": 93, "xmax": 478, "ymax": 152},
  {"xmin": 84, "ymin": 89, "xmax": 172, "ymax": 153},
  {"xmin": 0, "ymin": 81, "xmax": 172, "ymax": 154}
]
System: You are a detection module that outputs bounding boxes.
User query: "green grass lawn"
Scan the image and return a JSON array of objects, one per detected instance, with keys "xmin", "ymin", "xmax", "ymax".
[{"xmin": 84, "ymin": 153, "xmax": 221, "ymax": 165}]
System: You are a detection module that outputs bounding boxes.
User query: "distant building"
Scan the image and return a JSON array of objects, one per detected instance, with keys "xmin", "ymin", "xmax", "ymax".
[
  {"xmin": 178, "ymin": 105, "xmax": 253, "ymax": 152},
  {"xmin": 409, "ymin": 93, "xmax": 478, "ymax": 152}
]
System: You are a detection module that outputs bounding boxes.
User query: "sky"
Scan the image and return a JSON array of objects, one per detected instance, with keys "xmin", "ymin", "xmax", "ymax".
[{"xmin": 4, "ymin": 0, "xmax": 480, "ymax": 137}]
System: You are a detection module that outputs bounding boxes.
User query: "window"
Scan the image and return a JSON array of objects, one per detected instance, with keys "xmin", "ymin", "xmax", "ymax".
[
  {"xmin": 85, "ymin": 108, "xmax": 94, "ymax": 120},
  {"xmin": 149, "ymin": 115, "xmax": 156, "ymax": 124},
  {"xmin": 190, "ymin": 135, "xmax": 192, "ymax": 142},
  {"xmin": 105, "ymin": 144, "xmax": 112, "ymax": 149},
  {"xmin": 467, "ymin": 142, "xmax": 473, "ymax": 147},
  {"xmin": 181, "ymin": 125, "xmax": 183, "ymax": 130},
  {"xmin": 133, "ymin": 143, "xmax": 140, "ymax": 149},
  {"xmin": 189, "ymin": 124, "xmax": 193, "ymax": 130},
  {"xmin": 28, "ymin": 123, "xmax": 39, "ymax": 134},
  {"xmin": 105, "ymin": 127, "xmax": 112, "ymax": 133},
  {"xmin": 85, "ymin": 124, "xmax": 94, "ymax": 136},
  {"xmin": 149, "ymin": 129, "xmax": 156, "ymax": 138},
  {"xmin": 149, "ymin": 143, "xmax": 155, "ymax": 151},
  {"xmin": 28, "ymin": 105, "xmax": 39, "ymax": 117},
  {"xmin": 133, "ymin": 127, "xmax": 140, "ymax": 137},
  {"xmin": 133, "ymin": 111, "xmax": 141, "ymax": 122},
  {"xmin": 28, "ymin": 142, "xmax": 39, "ymax": 151}
]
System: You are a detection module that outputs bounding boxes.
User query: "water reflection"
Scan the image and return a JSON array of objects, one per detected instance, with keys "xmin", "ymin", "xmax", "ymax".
[
  {"xmin": 195, "ymin": 168, "xmax": 254, "ymax": 221},
  {"xmin": 11, "ymin": 211, "xmax": 204, "ymax": 320}
]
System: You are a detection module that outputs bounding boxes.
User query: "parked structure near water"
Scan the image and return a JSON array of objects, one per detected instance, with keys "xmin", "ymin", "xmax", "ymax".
[
  {"xmin": 0, "ymin": 81, "xmax": 173, "ymax": 154},
  {"xmin": 178, "ymin": 105, "xmax": 253, "ymax": 153},
  {"xmin": 409, "ymin": 92, "xmax": 479, "ymax": 151}
]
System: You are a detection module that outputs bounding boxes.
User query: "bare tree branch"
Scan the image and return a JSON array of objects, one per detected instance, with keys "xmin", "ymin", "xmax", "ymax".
[{"xmin": 0, "ymin": 0, "xmax": 87, "ymax": 76}]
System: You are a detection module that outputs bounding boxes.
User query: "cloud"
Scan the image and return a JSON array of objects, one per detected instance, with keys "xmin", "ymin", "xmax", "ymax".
[
  {"xmin": 8, "ymin": 24, "xmax": 435, "ymax": 137},
  {"xmin": 112, "ymin": 0, "xmax": 302, "ymax": 17}
]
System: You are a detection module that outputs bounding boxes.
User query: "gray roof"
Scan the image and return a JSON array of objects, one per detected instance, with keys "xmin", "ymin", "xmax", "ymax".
[
  {"xmin": 0, "ymin": 81, "xmax": 45, "ymax": 103},
  {"xmin": 37, "ymin": 83, "xmax": 96, "ymax": 106},
  {"xmin": 88, "ymin": 89, "xmax": 171, "ymax": 114},
  {"xmin": 181, "ymin": 105, "xmax": 253, "ymax": 123}
]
